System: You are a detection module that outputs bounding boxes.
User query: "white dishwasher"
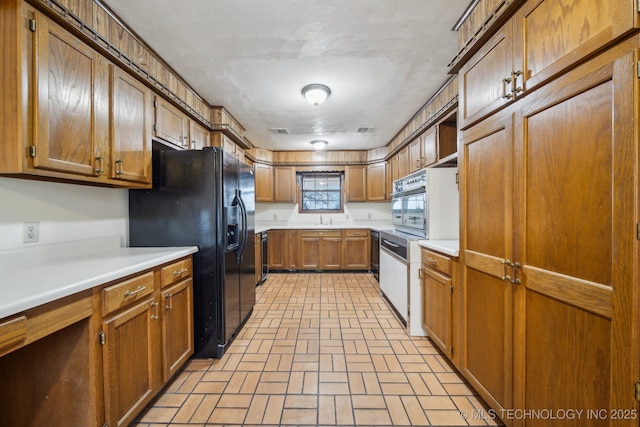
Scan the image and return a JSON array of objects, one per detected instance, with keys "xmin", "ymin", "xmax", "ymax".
[{"xmin": 379, "ymin": 230, "xmax": 426, "ymax": 336}]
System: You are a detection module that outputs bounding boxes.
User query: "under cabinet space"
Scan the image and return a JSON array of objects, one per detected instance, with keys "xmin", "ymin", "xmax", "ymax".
[{"xmin": 0, "ymin": 319, "xmax": 95, "ymax": 427}]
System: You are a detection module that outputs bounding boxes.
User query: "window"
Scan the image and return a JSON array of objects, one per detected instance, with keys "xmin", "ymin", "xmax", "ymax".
[{"xmin": 299, "ymin": 172, "xmax": 343, "ymax": 212}]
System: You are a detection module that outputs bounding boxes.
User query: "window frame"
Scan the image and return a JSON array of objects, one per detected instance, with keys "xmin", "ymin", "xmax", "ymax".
[{"xmin": 297, "ymin": 172, "xmax": 345, "ymax": 213}]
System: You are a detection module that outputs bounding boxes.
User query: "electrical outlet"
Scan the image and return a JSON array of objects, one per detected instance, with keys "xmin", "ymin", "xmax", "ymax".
[
  {"xmin": 368, "ymin": 213, "xmax": 372, "ymax": 219},
  {"xmin": 23, "ymin": 222, "xmax": 39, "ymax": 243}
]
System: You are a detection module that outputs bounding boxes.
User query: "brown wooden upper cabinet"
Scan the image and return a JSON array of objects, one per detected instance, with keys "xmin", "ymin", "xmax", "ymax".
[
  {"xmin": 273, "ymin": 166, "xmax": 296, "ymax": 203},
  {"xmin": 397, "ymin": 146, "xmax": 409, "ymax": 179},
  {"xmin": 254, "ymin": 163, "xmax": 274, "ymax": 202},
  {"xmin": 459, "ymin": 0, "xmax": 638, "ymax": 130},
  {"xmin": 366, "ymin": 161, "xmax": 387, "ymax": 202},
  {"xmin": 345, "ymin": 165, "xmax": 367, "ymax": 202},
  {"xmin": 154, "ymin": 96, "xmax": 189, "ymax": 148},
  {"xmin": 189, "ymin": 121, "xmax": 210, "ymax": 150},
  {"xmin": 110, "ymin": 66, "xmax": 152, "ymax": 185},
  {"xmin": 0, "ymin": 7, "xmax": 152, "ymax": 188},
  {"xmin": 420, "ymin": 127, "xmax": 438, "ymax": 168},
  {"xmin": 30, "ymin": 11, "xmax": 107, "ymax": 179},
  {"xmin": 408, "ymin": 137, "xmax": 422, "ymax": 173}
]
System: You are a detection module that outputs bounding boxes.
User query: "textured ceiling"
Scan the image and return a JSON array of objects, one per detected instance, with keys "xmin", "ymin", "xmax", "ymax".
[{"xmin": 101, "ymin": 0, "xmax": 470, "ymax": 151}]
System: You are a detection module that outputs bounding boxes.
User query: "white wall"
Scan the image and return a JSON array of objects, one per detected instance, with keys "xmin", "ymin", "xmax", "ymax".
[
  {"xmin": 255, "ymin": 201, "xmax": 392, "ymax": 226},
  {"xmin": 0, "ymin": 177, "xmax": 128, "ymax": 251}
]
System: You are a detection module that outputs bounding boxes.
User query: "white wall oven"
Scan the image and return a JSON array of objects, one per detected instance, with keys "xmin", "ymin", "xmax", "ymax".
[
  {"xmin": 381, "ymin": 166, "xmax": 459, "ymax": 336},
  {"xmin": 391, "ymin": 167, "xmax": 458, "ymax": 239}
]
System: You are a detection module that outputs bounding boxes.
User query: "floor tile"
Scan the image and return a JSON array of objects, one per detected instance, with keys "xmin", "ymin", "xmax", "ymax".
[{"xmin": 131, "ymin": 272, "xmax": 501, "ymax": 427}]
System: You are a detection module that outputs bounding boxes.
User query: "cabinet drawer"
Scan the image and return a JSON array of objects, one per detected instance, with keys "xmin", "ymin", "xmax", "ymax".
[
  {"xmin": 102, "ymin": 272, "xmax": 155, "ymax": 315},
  {"xmin": 0, "ymin": 315, "xmax": 27, "ymax": 357},
  {"xmin": 161, "ymin": 258, "xmax": 192, "ymax": 288},
  {"xmin": 421, "ymin": 249, "xmax": 452, "ymax": 276},
  {"xmin": 345, "ymin": 229, "xmax": 369, "ymax": 237},
  {"xmin": 300, "ymin": 230, "xmax": 342, "ymax": 238}
]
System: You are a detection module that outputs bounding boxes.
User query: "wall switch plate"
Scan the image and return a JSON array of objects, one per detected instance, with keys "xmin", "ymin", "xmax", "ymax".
[{"xmin": 23, "ymin": 222, "xmax": 39, "ymax": 243}]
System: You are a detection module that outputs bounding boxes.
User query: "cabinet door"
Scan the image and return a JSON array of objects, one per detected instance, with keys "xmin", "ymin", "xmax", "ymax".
[
  {"xmin": 512, "ymin": 45, "xmax": 638, "ymax": 420},
  {"xmin": 421, "ymin": 267, "xmax": 452, "ymax": 357},
  {"xmin": 31, "ymin": 12, "xmax": 105, "ymax": 177},
  {"xmin": 459, "ymin": 23, "xmax": 514, "ymax": 129},
  {"xmin": 461, "ymin": 106, "xmax": 515, "ymax": 413},
  {"xmin": 110, "ymin": 66, "xmax": 151, "ymax": 184},
  {"xmin": 408, "ymin": 138, "xmax": 422, "ymax": 173},
  {"xmin": 299, "ymin": 235, "xmax": 320, "ymax": 270},
  {"xmin": 102, "ymin": 298, "xmax": 159, "ymax": 427},
  {"xmin": 515, "ymin": 0, "xmax": 637, "ymax": 93},
  {"xmin": 421, "ymin": 126, "xmax": 437, "ymax": 167},
  {"xmin": 286, "ymin": 230, "xmax": 298, "ymax": 269},
  {"xmin": 274, "ymin": 166, "xmax": 296, "ymax": 202},
  {"xmin": 268, "ymin": 230, "xmax": 285, "ymax": 269},
  {"xmin": 161, "ymin": 279, "xmax": 193, "ymax": 382},
  {"xmin": 320, "ymin": 237, "xmax": 343, "ymax": 270},
  {"xmin": 254, "ymin": 163, "xmax": 274, "ymax": 202},
  {"xmin": 154, "ymin": 97, "xmax": 188, "ymax": 148},
  {"xmin": 366, "ymin": 162, "xmax": 387, "ymax": 202},
  {"xmin": 343, "ymin": 234, "xmax": 370, "ymax": 269},
  {"xmin": 189, "ymin": 120, "xmax": 210, "ymax": 149},
  {"xmin": 397, "ymin": 147, "xmax": 409, "ymax": 179},
  {"xmin": 345, "ymin": 165, "xmax": 367, "ymax": 202}
]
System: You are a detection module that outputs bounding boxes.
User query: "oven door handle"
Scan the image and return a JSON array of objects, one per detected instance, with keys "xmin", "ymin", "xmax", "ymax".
[{"xmin": 382, "ymin": 239, "xmax": 399, "ymax": 248}]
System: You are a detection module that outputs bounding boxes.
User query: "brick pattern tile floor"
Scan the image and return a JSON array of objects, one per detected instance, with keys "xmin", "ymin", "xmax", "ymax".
[{"xmin": 130, "ymin": 272, "xmax": 501, "ymax": 427}]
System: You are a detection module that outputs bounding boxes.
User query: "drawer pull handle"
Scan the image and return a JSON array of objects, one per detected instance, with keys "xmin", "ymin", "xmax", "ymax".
[
  {"xmin": 174, "ymin": 267, "xmax": 188, "ymax": 276},
  {"xmin": 124, "ymin": 285, "xmax": 146, "ymax": 297},
  {"xmin": 427, "ymin": 257, "xmax": 437, "ymax": 264}
]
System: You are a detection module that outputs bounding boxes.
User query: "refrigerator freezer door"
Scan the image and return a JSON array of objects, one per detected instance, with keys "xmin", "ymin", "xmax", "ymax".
[{"xmin": 238, "ymin": 160, "xmax": 256, "ymax": 324}]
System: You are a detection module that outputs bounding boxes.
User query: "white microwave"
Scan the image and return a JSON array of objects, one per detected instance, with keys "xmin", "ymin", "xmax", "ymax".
[{"xmin": 391, "ymin": 167, "xmax": 459, "ymax": 239}]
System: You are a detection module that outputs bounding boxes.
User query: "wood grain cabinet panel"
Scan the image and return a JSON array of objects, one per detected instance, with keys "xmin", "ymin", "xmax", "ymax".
[
  {"xmin": 110, "ymin": 66, "xmax": 152, "ymax": 184},
  {"xmin": 345, "ymin": 165, "xmax": 367, "ymax": 202},
  {"xmin": 268, "ymin": 230, "xmax": 285, "ymax": 269},
  {"xmin": 189, "ymin": 120, "xmax": 210, "ymax": 149},
  {"xmin": 161, "ymin": 278, "xmax": 193, "ymax": 382},
  {"xmin": 366, "ymin": 161, "xmax": 387, "ymax": 202},
  {"xmin": 31, "ymin": 12, "xmax": 106, "ymax": 178},
  {"xmin": 460, "ymin": 37, "xmax": 640, "ymax": 424},
  {"xmin": 255, "ymin": 163, "xmax": 274, "ymax": 202},
  {"xmin": 460, "ymin": 0, "xmax": 638, "ymax": 130},
  {"xmin": 274, "ymin": 166, "xmax": 296, "ymax": 202},
  {"xmin": 461, "ymin": 106, "xmax": 515, "ymax": 413},
  {"xmin": 102, "ymin": 297, "xmax": 158, "ymax": 427},
  {"xmin": 408, "ymin": 137, "xmax": 422, "ymax": 173},
  {"xmin": 421, "ymin": 126, "xmax": 438, "ymax": 167},
  {"xmin": 154, "ymin": 96, "xmax": 188, "ymax": 148},
  {"xmin": 343, "ymin": 229, "xmax": 370, "ymax": 269}
]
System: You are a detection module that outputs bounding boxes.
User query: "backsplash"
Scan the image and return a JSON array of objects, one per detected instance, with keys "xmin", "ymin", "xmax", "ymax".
[
  {"xmin": 0, "ymin": 177, "xmax": 128, "ymax": 251},
  {"xmin": 255, "ymin": 202, "xmax": 392, "ymax": 226}
]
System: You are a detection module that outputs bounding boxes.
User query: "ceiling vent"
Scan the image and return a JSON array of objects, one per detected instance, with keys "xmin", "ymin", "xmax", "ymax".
[
  {"xmin": 356, "ymin": 127, "xmax": 374, "ymax": 133},
  {"xmin": 270, "ymin": 128, "xmax": 289, "ymax": 135}
]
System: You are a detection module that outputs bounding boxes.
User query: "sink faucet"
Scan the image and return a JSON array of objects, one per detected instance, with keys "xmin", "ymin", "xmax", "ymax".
[{"xmin": 320, "ymin": 215, "xmax": 323, "ymax": 225}]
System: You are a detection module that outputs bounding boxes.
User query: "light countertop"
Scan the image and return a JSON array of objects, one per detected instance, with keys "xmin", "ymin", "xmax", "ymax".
[
  {"xmin": 255, "ymin": 222, "xmax": 393, "ymax": 234},
  {"xmin": 0, "ymin": 236, "xmax": 198, "ymax": 319},
  {"xmin": 417, "ymin": 240, "xmax": 460, "ymax": 257}
]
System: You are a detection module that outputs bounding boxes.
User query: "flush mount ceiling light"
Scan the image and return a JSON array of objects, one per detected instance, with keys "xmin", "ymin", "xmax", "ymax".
[
  {"xmin": 301, "ymin": 84, "xmax": 331, "ymax": 106},
  {"xmin": 311, "ymin": 140, "xmax": 328, "ymax": 150}
]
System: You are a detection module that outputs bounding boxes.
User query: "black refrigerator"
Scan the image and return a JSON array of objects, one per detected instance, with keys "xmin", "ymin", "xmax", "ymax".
[{"xmin": 129, "ymin": 146, "xmax": 255, "ymax": 358}]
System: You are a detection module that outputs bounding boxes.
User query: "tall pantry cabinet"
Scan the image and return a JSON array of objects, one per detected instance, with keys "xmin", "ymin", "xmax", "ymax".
[{"xmin": 457, "ymin": 0, "xmax": 640, "ymax": 425}]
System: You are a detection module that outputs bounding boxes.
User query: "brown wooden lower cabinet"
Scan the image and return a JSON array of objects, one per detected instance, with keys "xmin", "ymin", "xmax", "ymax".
[
  {"xmin": 102, "ymin": 257, "xmax": 193, "ymax": 427},
  {"xmin": 420, "ymin": 248, "xmax": 458, "ymax": 362},
  {"xmin": 268, "ymin": 228, "xmax": 370, "ymax": 271},
  {"xmin": 0, "ymin": 256, "xmax": 194, "ymax": 427}
]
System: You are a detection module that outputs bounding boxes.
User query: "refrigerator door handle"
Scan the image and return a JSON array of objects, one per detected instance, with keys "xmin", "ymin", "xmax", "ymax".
[{"xmin": 236, "ymin": 191, "xmax": 248, "ymax": 264}]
